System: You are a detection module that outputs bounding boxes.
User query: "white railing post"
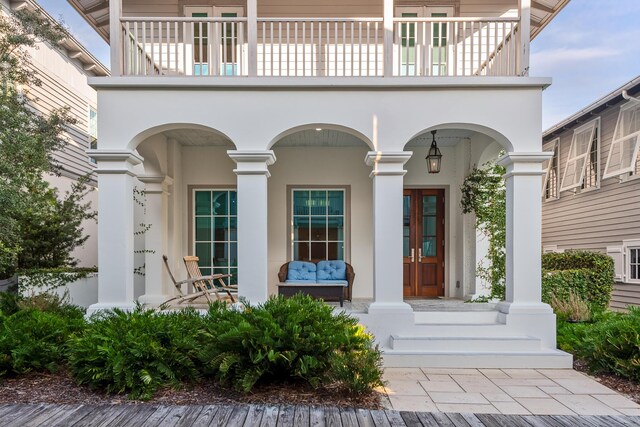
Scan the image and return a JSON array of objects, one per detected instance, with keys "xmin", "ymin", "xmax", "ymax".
[
  {"xmin": 110, "ymin": 0, "xmax": 123, "ymax": 76},
  {"xmin": 519, "ymin": 0, "xmax": 531, "ymax": 76},
  {"xmin": 248, "ymin": 0, "xmax": 258, "ymax": 76},
  {"xmin": 383, "ymin": 0, "xmax": 393, "ymax": 77}
]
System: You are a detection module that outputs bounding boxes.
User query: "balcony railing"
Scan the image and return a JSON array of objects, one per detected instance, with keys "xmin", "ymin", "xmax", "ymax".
[{"xmin": 120, "ymin": 16, "xmax": 521, "ymax": 78}]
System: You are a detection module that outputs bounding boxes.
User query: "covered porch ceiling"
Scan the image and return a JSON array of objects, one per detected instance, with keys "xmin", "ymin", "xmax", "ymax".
[{"xmin": 66, "ymin": 0, "xmax": 570, "ymax": 44}]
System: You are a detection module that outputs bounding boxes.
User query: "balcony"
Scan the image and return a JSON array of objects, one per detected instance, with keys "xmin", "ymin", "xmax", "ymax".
[{"xmin": 120, "ymin": 16, "xmax": 522, "ymax": 78}]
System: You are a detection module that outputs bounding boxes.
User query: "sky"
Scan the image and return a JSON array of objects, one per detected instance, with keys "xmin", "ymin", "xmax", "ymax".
[{"xmin": 37, "ymin": 0, "xmax": 640, "ymax": 130}]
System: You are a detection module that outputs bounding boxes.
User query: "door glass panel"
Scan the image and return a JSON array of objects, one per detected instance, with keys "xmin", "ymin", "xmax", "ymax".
[
  {"xmin": 403, "ymin": 195, "xmax": 411, "ymax": 257},
  {"xmin": 422, "ymin": 195, "xmax": 438, "ymax": 257},
  {"xmin": 423, "ymin": 196, "xmax": 437, "ymax": 215},
  {"xmin": 431, "ymin": 12, "xmax": 448, "ymax": 76},
  {"xmin": 423, "ymin": 237, "xmax": 437, "ymax": 257},
  {"xmin": 192, "ymin": 12, "xmax": 209, "ymax": 76},
  {"xmin": 400, "ymin": 13, "xmax": 418, "ymax": 76},
  {"xmin": 424, "ymin": 216, "xmax": 436, "ymax": 236}
]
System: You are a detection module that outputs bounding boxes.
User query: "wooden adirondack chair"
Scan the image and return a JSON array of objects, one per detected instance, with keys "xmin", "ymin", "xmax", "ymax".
[
  {"xmin": 161, "ymin": 255, "xmax": 236, "ymax": 306},
  {"xmin": 182, "ymin": 256, "xmax": 238, "ymax": 303}
]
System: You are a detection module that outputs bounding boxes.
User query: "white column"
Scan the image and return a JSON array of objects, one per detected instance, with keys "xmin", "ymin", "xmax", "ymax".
[
  {"xmin": 247, "ymin": 0, "xmax": 258, "ymax": 76},
  {"xmin": 383, "ymin": 0, "xmax": 394, "ymax": 77},
  {"xmin": 110, "ymin": 0, "xmax": 123, "ymax": 76},
  {"xmin": 365, "ymin": 151, "xmax": 412, "ymax": 313},
  {"xmin": 86, "ymin": 150, "xmax": 143, "ymax": 314},
  {"xmin": 518, "ymin": 0, "xmax": 531, "ymax": 76},
  {"xmin": 498, "ymin": 152, "xmax": 552, "ymax": 311},
  {"xmin": 228, "ymin": 150, "xmax": 276, "ymax": 303},
  {"xmin": 138, "ymin": 175, "xmax": 173, "ymax": 305}
]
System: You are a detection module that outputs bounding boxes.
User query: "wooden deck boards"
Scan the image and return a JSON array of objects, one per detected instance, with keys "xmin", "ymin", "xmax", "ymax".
[{"xmin": 0, "ymin": 404, "xmax": 638, "ymax": 426}]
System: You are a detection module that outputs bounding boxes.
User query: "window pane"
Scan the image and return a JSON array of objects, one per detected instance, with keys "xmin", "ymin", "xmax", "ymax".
[
  {"xmin": 310, "ymin": 191, "xmax": 327, "ymax": 215},
  {"xmin": 199, "ymin": 267, "xmax": 211, "ymax": 276},
  {"xmin": 229, "ymin": 191, "xmax": 237, "ymax": 215},
  {"xmin": 423, "ymin": 196, "xmax": 437, "ymax": 215},
  {"xmin": 195, "ymin": 243, "xmax": 211, "ymax": 267},
  {"xmin": 327, "ymin": 242, "xmax": 344, "ymax": 260},
  {"xmin": 327, "ymin": 191, "xmax": 344, "ymax": 215},
  {"xmin": 423, "ymin": 237, "xmax": 437, "ymax": 257},
  {"xmin": 213, "ymin": 242, "xmax": 228, "ymax": 266},
  {"xmin": 294, "ymin": 241, "xmax": 310, "ymax": 261},
  {"xmin": 632, "ymin": 249, "xmax": 637, "ymax": 264},
  {"xmin": 229, "ymin": 242, "xmax": 238, "ymax": 267},
  {"xmin": 195, "ymin": 191, "xmax": 211, "ymax": 215},
  {"xmin": 195, "ymin": 217, "xmax": 212, "ymax": 241},
  {"xmin": 293, "ymin": 216, "xmax": 310, "ymax": 240},
  {"xmin": 212, "ymin": 191, "xmax": 228, "ymax": 215},
  {"xmin": 327, "ymin": 217, "xmax": 343, "ymax": 240},
  {"xmin": 213, "ymin": 217, "xmax": 228, "ymax": 241},
  {"xmin": 311, "ymin": 242, "xmax": 326, "ymax": 260},
  {"xmin": 229, "ymin": 217, "xmax": 237, "ymax": 241},
  {"xmin": 293, "ymin": 190, "xmax": 310, "ymax": 215},
  {"xmin": 424, "ymin": 216, "xmax": 436, "ymax": 236},
  {"xmin": 228, "ymin": 267, "xmax": 238, "ymax": 285},
  {"xmin": 310, "ymin": 216, "xmax": 327, "ymax": 241}
]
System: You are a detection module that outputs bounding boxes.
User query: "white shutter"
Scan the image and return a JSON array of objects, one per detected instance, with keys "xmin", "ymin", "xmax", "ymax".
[
  {"xmin": 606, "ymin": 246, "xmax": 624, "ymax": 282},
  {"xmin": 603, "ymin": 102, "xmax": 640, "ymax": 179},
  {"xmin": 542, "ymin": 139, "xmax": 558, "ymax": 195},
  {"xmin": 560, "ymin": 121, "xmax": 597, "ymax": 192}
]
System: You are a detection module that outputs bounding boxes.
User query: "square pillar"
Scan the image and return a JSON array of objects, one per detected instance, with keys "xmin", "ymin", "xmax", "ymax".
[
  {"xmin": 138, "ymin": 175, "xmax": 173, "ymax": 305},
  {"xmin": 86, "ymin": 150, "xmax": 143, "ymax": 314},
  {"xmin": 365, "ymin": 152, "xmax": 413, "ymax": 314},
  {"xmin": 228, "ymin": 150, "xmax": 276, "ymax": 304}
]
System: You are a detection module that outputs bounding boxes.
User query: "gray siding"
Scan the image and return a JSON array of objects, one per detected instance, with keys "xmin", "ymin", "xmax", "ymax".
[{"xmin": 542, "ymin": 101, "xmax": 640, "ymax": 310}]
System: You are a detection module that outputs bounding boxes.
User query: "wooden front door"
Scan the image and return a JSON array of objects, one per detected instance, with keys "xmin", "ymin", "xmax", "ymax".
[{"xmin": 403, "ymin": 189, "xmax": 445, "ymax": 297}]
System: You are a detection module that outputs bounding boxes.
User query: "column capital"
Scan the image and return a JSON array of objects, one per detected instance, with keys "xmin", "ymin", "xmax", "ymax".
[
  {"xmin": 228, "ymin": 150, "xmax": 277, "ymax": 177},
  {"xmin": 365, "ymin": 151, "xmax": 412, "ymax": 177},
  {"xmin": 87, "ymin": 149, "xmax": 144, "ymax": 176},
  {"xmin": 497, "ymin": 152, "xmax": 554, "ymax": 178},
  {"xmin": 138, "ymin": 175, "xmax": 173, "ymax": 193}
]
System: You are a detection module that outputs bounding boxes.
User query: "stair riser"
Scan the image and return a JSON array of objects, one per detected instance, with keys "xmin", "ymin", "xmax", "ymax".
[
  {"xmin": 408, "ymin": 325, "xmax": 513, "ymax": 337},
  {"xmin": 391, "ymin": 338, "xmax": 541, "ymax": 352},
  {"xmin": 414, "ymin": 311, "xmax": 500, "ymax": 324}
]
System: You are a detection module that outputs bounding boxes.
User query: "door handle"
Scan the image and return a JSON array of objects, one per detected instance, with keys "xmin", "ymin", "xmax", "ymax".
[
  {"xmin": 418, "ymin": 248, "xmax": 422, "ymax": 262},
  {"xmin": 410, "ymin": 248, "xmax": 415, "ymax": 263}
]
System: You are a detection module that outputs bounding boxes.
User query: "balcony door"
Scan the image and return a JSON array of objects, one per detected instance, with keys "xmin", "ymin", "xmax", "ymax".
[{"xmin": 403, "ymin": 189, "xmax": 445, "ymax": 298}]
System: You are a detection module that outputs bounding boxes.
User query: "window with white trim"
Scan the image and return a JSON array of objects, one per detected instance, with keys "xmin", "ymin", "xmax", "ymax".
[
  {"xmin": 603, "ymin": 101, "xmax": 640, "ymax": 179},
  {"xmin": 560, "ymin": 119, "xmax": 598, "ymax": 192},
  {"xmin": 291, "ymin": 189, "xmax": 345, "ymax": 261},
  {"xmin": 542, "ymin": 138, "xmax": 559, "ymax": 200},
  {"xmin": 582, "ymin": 119, "xmax": 599, "ymax": 189},
  {"xmin": 629, "ymin": 247, "xmax": 640, "ymax": 283},
  {"xmin": 193, "ymin": 189, "xmax": 237, "ymax": 285}
]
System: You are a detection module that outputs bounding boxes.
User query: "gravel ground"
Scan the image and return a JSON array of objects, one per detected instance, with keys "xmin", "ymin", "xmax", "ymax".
[{"xmin": 574, "ymin": 360, "xmax": 640, "ymax": 404}]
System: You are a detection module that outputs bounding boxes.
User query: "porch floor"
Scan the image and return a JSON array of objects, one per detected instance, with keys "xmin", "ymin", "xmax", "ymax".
[{"xmin": 328, "ymin": 298, "xmax": 497, "ymax": 313}]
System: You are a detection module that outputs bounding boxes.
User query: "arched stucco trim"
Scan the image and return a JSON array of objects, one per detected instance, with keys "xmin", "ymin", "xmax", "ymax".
[
  {"xmin": 267, "ymin": 123, "xmax": 374, "ymax": 150},
  {"xmin": 403, "ymin": 122, "xmax": 514, "ymax": 152},
  {"xmin": 126, "ymin": 123, "xmax": 237, "ymax": 151}
]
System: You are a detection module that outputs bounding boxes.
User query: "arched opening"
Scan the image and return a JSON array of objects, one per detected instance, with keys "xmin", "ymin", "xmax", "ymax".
[{"xmin": 267, "ymin": 125, "xmax": 374, "ymax": 299}]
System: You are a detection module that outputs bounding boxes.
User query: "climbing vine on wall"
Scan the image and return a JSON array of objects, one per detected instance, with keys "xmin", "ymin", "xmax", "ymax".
[
  {"xmin": 133, "ymin": 187, "xmax": 154, "ymax": 276},
  {"xmin": 460, "ymin": 160, "xmax": 506, "ymax": 300}
]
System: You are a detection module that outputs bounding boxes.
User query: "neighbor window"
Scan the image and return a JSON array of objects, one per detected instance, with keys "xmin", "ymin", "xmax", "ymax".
[
  {"xmin": 291, "ymin": 189, "xmax": 345, "ymax": 261},
  {"xmin": 193, "ymin": 189, "xmax": 237, "ymax": 284},
  {"xmin": 542, "ymin": 138, "xmax": 559, "ymax": 200},
  {"xmin": 88, "ymin": 107, "xmax": 98, "ymax": 163},
  {"xmin": 603, "ymin": 101, "xmax": 640, "ymax": 179},
  {"xmin": 629, "ymin": 247, "xmax": 640, "ymax": 283},
  {"xmin": 560, "ymin": 118, "xmax": 598, "ymax": 192}
]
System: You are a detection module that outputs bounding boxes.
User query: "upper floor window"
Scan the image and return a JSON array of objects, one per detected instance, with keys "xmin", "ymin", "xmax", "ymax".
[
  {"xmin": 542, "ymin": 138, "xmax": 559, "ymax": 200},
  {"xmin": 582, "ymin": 119, "xmax": 600, "ymax": 190},
  {"xmin": 603, "ymin": 101, "xmax": 640, "ymax": 179},
  {"xmin": 560, "ymin": 118, "xmax": 599, "ymax": 192},
  {"xmin": 88, "ymin": 107, "xmax": 98, "ymax": 164},
  {"xmin": 630, "ymin": 247, "xmax": 640, "ymax": 283},
  {"xmin": 291, "ymin": 189, "xmax": 345, "ymax": 261}
]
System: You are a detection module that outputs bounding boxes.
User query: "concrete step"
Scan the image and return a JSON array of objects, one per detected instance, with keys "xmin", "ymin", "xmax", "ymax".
[
  {"xmin": 381, "ymin": 348, "xmax": 573, "ymax": 369},
  {"xmin": 409, "ymin": 322, "xmax": 515, "ymax": 337},
  {"xmin": 390, "ymin": 335, "xmax": 542, "ymax": 352},
  {"xmin": 414, "ymin": 310, "xmax": 500, "ymax": 325}
]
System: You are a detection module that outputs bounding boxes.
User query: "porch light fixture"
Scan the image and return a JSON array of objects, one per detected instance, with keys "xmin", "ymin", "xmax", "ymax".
[{"xmin": 426, "ymin": 130, "xmax": 442, "ymax": 174}]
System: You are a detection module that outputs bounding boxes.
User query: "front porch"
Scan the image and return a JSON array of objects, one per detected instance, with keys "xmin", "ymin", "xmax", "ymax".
[{"xmin": 87, "ymin": 78, "xmax": 568, "ymax": 367}]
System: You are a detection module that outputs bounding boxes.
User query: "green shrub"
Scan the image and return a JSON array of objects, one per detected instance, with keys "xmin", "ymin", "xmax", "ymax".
[
  {"xmin": 67, "ymin": 307, "xmax": 206, "ymax": 400},
  {"xmin": 584, "ymin": 307, "xmax": 640, "ymax": 381},
  {"xmin": 0, "ymin": 304, "xmax": 85, "ymax": 376},
  {"xmin": 550, "ymin": 291, "xmax": 591, "ymax": 323},
  {"xmin": 199, "ymin": 295, "xmax": 384, "ymax": 394},
  {"xmin": 542, "ymin": 251, "xmax": 614, "ymax": 309}
]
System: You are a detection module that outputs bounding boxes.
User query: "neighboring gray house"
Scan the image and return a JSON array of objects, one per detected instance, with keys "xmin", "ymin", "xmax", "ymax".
[
  {"xmin": 3, "ymin": 0, "xmax": 109, "ymax": 267},
  {"xmin": 542, "ymin": 76, "xmax": 640, "ymax": 311}
]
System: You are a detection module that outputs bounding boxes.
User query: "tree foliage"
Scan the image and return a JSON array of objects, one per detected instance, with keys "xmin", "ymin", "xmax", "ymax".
[
  {"xmin": 0, "ymin": 9, "xmax": 95, "ymax": 278},
  {"xmin": 460, "ymin": 161, "xmax": 506, "ymax": 300}
]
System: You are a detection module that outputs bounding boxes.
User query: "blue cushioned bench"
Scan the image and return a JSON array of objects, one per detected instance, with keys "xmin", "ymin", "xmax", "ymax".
[{"xmin": 277, "ymin": 260, "xmax": 355, "ymax": 307}]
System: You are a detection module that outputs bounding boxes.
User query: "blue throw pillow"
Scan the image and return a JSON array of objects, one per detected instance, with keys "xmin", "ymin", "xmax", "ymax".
[
  {"xmin": 287, "ymin": 261, "xmax": 317, "ymax": 281},
  {"xmin": 317, "ymin": 260, "xmax": 347, "ymax": 281}
]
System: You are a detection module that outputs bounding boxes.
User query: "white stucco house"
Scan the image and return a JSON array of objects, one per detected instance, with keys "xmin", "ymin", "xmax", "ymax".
[{"xmin": 68, "ymin": 0, "xmax": 573, "ymax": 367}]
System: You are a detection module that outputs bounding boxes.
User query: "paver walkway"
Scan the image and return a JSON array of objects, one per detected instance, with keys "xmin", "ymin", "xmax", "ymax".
[
  {"xmin": 1, "ymin": 403, "xmax": 640, "ymax": 426},
  {"xmin": 381, "ymin": 368, "xmax": 640, "ymax": 416}
]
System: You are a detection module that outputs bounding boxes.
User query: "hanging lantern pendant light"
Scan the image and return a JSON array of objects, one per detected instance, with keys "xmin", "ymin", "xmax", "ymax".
[{"xmin": 426, "ymin": 130, "xmax": 442, "ymax": 174}]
